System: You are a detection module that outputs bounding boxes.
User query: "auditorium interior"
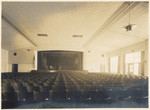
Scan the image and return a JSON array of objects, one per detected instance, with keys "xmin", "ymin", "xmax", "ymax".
[{"xmin": 1, "ymin": 1, "xmax": 149, "ymax": 109}]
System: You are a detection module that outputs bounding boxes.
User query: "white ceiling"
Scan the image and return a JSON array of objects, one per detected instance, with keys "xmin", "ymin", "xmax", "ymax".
[
  {"xmin": 88, "ymin": 2, "xmax": 149, "ymax": 52},
  {"xmin": 2, "ymin": 20, "xmax": 35, "ymax": 50},
  {"xmin": 1, "ymin": 2, "xmax": 149, "ymax": 52}
]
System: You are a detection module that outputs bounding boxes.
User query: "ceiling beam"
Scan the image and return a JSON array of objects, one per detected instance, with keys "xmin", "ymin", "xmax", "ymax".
[
  {"xmin": 83, "ymin": 2, "xmax": 140, "ymax": 47},
  {"xmin": 2, "ymin": 13, "xmax": 37, "ymax": 47}
]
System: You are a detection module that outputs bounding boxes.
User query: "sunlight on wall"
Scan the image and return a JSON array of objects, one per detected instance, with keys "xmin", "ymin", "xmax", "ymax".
[
  {"xmin": 110, "ymin": 56, "xmax": 118, "ymax": 73},
  {"xmin": 83, "ymin": 50, "xmax": 108, "ymax": 72}
]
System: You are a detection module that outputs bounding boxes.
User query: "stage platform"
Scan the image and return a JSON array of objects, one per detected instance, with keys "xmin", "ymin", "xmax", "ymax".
[{"xmin": 31, "ymin": 70, "xmax": 88, "ymax": 74}]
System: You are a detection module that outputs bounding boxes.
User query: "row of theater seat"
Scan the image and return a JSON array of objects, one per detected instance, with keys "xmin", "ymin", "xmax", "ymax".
[{"xmin": 2, "ymin": 72, "xmax": 148, "ymax": 108}]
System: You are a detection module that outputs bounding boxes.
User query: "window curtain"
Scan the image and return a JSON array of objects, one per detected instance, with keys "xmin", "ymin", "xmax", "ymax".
[
  {"xmin": 118, "ymin": 56, "xmax": 120, "ymax": 73},
  {"xmin": 141, "ymin": 51, "xmax": 145, "ymax": 76},
  {"xmin": 123, "ymin": 55, "xmax": 125, "ymax": 74}
]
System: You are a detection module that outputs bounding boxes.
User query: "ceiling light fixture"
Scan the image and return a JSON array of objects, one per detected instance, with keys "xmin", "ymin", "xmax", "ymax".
[
  {"xmin": 27, "ymin": 49, "xmax": 30, "ymax": 52},
  {"xmin": 122, "ymin": 11, "xmax": 137, "ymax": 32},
  {"xmin": 73, "ymin": 35, "xmax": 83, "ymax": 38}
]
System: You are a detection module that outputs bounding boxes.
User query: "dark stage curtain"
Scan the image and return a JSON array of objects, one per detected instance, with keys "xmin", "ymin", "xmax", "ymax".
[
  {"xmin": 41, "ymin": 53, "xmax": 48, "ymax": 70},
  {"xmin": 38, "ymin": 51, "xmax": 83, "ymax": 70}
]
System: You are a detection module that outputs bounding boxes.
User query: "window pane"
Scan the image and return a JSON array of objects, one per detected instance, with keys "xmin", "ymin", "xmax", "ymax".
[
  {"xmin": 125, "ymin": 53, "xmax": 133, "ymax": 64},
  {"xmin": 134, "ymin": 52, "xmax": 141, "ymax": 63},
  {"xmin": 129, "ymin": 65, "xmax": 134, "ymax": 73}
]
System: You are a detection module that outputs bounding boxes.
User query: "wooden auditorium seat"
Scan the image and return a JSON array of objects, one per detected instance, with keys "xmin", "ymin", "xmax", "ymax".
[{"xmin": 1, "ymin": 71, "xmax": 148, "ymax": 108}]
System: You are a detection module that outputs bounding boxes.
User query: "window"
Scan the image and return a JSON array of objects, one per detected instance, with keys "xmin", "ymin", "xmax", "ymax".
[
  {"xmin": 110, "ymin": 56, "xmax": 118, "ymax": 73},
  {"xmin": 125, "ymin": 52, "xmax": 141, "ymax": 75}
]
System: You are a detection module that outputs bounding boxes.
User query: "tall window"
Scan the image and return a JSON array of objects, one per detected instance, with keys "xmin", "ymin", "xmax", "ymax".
[
  {"xmin": 110, "ymin": 56, "xmax": 118, "ymax": 73},
  {"xmin": 125, "ymin": 52, "xmax": 141, "ymax": 75}
]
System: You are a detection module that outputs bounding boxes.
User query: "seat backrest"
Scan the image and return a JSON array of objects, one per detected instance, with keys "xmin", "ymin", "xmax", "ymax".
[
  {"xmin": 2, "ymin": 85, "xmax": 15, "ymax": 93},
  {"xmin": 2, "ymin": 92, "xmax": 18, "ymax": 101}
]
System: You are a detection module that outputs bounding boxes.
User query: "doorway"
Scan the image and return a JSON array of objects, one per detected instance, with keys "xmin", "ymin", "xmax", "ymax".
[{"xmin": 12, "ymin": 64, "xmax": 18, "ymax": 73}]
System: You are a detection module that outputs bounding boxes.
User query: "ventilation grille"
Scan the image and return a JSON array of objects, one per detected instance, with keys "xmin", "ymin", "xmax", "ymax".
[
  {"xmin": 73, "ymin": 35, "xmax": 83, "ymax": 38},
  {"xmin": 37, "ymin": 34, "xmax": 48, "ymax": 37}
]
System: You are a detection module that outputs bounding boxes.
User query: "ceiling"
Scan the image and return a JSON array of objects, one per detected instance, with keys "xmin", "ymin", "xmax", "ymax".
[{"xmin": 1, "ymin": 2, "xmax": 149, "ymax": 52}]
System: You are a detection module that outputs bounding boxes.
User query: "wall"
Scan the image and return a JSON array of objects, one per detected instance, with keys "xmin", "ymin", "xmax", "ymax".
[
  {"xmin": 108, "ymin": 40, "xmax": 148, "ymax": 75},
  {"xmin": 83, "ymin": 50, "xmax": 108, "ymax": 72},
  {"xmin": 1, "ymin": 49, "xmax": 9, "ymax": 72},
  {"xmin": 34, "ymin": 51, "xmax": 38, "ymax": 70},
  {"xmin": 7, "ymin": 49, "xmax": 109, "ymax": 73},
  {"xmin": 8, "ymin": 48, "xmax": 34, "ymax": 72}
]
